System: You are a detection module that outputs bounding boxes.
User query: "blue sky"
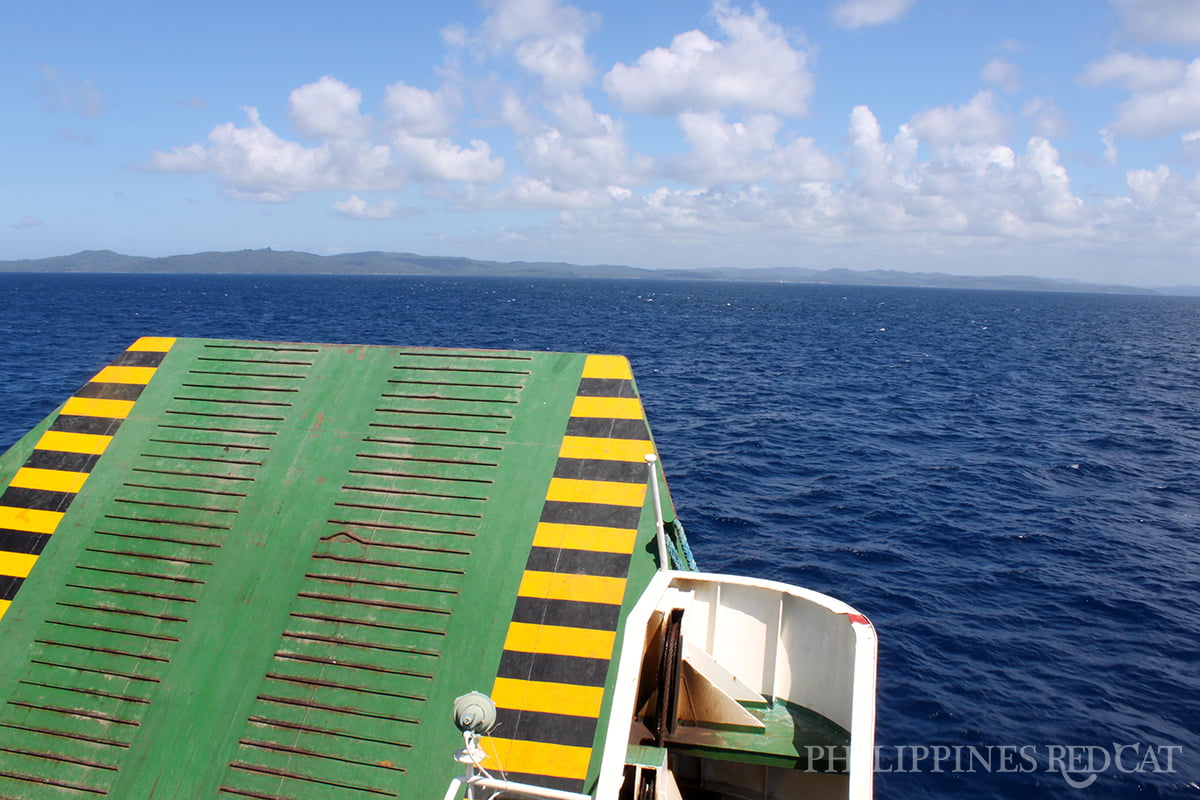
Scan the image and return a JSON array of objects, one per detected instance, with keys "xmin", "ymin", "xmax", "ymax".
[{"xmin": 4, "ymin": 0, "xmax": 1200, "ymax": 286}]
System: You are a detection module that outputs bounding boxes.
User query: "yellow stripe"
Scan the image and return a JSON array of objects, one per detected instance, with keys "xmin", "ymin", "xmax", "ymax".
[
  {"xmin": 127, "ymin": 337, "xmax": 176, "ymax": 352},
  {"xmin": 492, "ymin": 677, "xmax": 605, "ymax": 718},
  {"xmin": 481, "ymin": 737, "xmax": 592, "ymax": 780},
  {"xmin": 546, "ymin": 477, "xmax": 647, "ymax": 508},
  {"xmin": 581, "ymin": 355, "xmax": 632, "ymax": 381},
  {"xmin": 34, "ymin": 431, "xmax": 111, "ymax": 455},
  {"xmin": 91, "ymin": 365, "xmax": 157, "ymax": 385},
  {"xmin": 0, "ymin": 506, "xmax": 63, "ymax": 535},
  {"xmin": 0, "ymin": 599, "xmax": 10, "ymax": 619},
  {"xmin": 518, "ymin": 571, "xmax": 628, "ymax": 605},
  {"xmin": 10, "ymin": 467, "xmax": 89, "ymax": 494},
  {"xmin": 569, "ymin": 396, "xmax": 644, "ymax": 420},
  {"xmin": 533, "ymin": 522, "xmax": 638, "ymax": 554},
  {"xmin": 0, "ymin": 552, "xmax": 38, "ymax": 580},
  {"xmin": 61, "ymin": 396, "xmax": 135, "ymax": 419},
  {"xmin": 503, "ymin": 622, "xmax": 616, "ymax": 660},
  {"xmin": 559, "ymin": 436, "xmax": 654, "ymax": 463}
]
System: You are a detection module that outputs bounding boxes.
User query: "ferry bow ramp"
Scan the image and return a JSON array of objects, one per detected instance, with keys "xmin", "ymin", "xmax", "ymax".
[{"xmin": 0, "ymin": 338, "xmax": 877, "ymax": 800}]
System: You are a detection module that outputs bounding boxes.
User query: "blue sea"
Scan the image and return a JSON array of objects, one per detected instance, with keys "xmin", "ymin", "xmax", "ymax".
[{"xmin": 1, "ymin": 273, "xmax": 1197, "ymax": 799}]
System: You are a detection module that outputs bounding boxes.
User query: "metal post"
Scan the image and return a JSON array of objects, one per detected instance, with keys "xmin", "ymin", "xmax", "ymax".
[{"xmin": 645, "ymin": 454, "xmax": 668, "ymax": 570}]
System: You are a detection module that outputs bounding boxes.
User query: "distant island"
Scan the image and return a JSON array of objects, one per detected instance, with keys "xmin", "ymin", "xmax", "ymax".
[{"xmin": 2, "ymin": 248, "xmax": 1195, "ymax": 296}]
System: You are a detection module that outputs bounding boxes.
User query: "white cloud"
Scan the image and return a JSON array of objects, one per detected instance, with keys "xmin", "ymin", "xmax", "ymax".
[
  {"xmin": 1111, "ymin": 60, "xmax": 1200, "ymax": 138},
  {"xmin": 148, "ymin": 89, "xmax": 503, "ymax": 203},
  {"xmin": 392, "ymin": 133, "xmax": 506, "ymax": 183},
  {"xmin": 520, "ymin": 116, "xmax": 646, "ymax": 189},
  {"xmin": 332, "ymin": 195, "xmax": 413, "ymax": 220},
  {"xmin": 481, "ymin": 0, "xmax": 597, "ymax": 89},
  {"xmin": 1111, "ymin": 0, "xmax": 1200, "ymax": 45},
  {"xmin": 830, "ymin": 0, "xmax": 915, "ymax": 28},
  {"xmin": 466, "ymin": 177, "xmax": 627, "ymax": 210},
  {"xmin": 982, "ymin": 58, "xmax": 1022, "ymax": 93},
  {"xmin": 1021, "ymin": 137, "xmax": 1084, "ymax": 223},
  {"xmin": 1078, "ymin": 52, "xmax": 1184, "ymax": 91},
  {"xmin": 846, "ymin": 105, "xmax": 918, "ymax": 194},
  {"xmin": 603, "ymin": 2, "xmax": 813, "ymax": 116},
  {"xmin": 909, "ymin": 91, "xmax": 1010, "ymax": 147},
  {"xmin": 515, "ymin": 32, "xmax": 593, "ymax": 90},
  {"xmin": 1126, "ymin": 164, "xmax": 1171, "ymax": 207},
  {"xmin": 1080, "ymin": 54, "xmax": 1200, "ymax": 138},
  {"xmin": 482, "ymin": 0, "xmax": 596, "ymax": 47},
  {"xmin": 666, "ymin": 111, "xmax": 841, "ymax": 184},
  {"xmin": 288, "ymin": 76, "xmax": 370, "ymax": 140},
  {"xmin": 147, "ymin": 106, "xmax": 393, "ymax": 202},
  {"xmin": 384, "ymin": 81, "xmax": 457, "ymax": 137}
]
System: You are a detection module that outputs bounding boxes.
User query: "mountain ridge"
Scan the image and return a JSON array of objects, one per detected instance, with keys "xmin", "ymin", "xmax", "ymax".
[{"xmin": 2, "ymin": 248, "xmax": 1194, "ymax": 296}]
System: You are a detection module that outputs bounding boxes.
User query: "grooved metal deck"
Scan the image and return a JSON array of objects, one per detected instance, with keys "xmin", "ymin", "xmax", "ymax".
[{"xmin": 0, "ymin": 339, "xmax": 671, "ymax": 799}]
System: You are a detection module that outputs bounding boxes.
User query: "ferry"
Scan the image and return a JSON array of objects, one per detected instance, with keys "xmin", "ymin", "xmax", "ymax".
[{"xmin": 0, "ymin": 338, "xmax": 877, "ymax": 799}]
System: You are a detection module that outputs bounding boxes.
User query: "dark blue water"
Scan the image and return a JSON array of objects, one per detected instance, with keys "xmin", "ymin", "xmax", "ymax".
[{"xmin": 1, "ymin": 274, "xmax": 1197, "ymax": 798}]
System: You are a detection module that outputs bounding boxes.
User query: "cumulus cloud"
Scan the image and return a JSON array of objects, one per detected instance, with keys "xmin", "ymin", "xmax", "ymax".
[
  {"xmin": 519, "ymin": 110, "xmax": 648, "ymax": 189},
  {"xmin": 147, "ymin": 76, "xmax": 504, "ymax": 203},
  {"xmin": 466, "ymin": 177, "xmax": 629, "ymax": 211},
  {"xmin": 1111, "ymin": 0, "xmax": 1200, "ymax": 45},
  {"xmin": 603, "ymin": 2, "xmax": 813, "ymax": 116},
  {"xmin": 482, "ymin": 0, "xmax": 596, "ymax": 46},
  {"xmin": 384, "ymin": 81, "xmax": 458, "ymax": 137},
  {"xmin": 332, "ymin": 195, "xmax": 413, "ymax": 220},
  {"xmin": 1125, "ymin": 164, "xmax": 1171, "ymax": 206},
  {"xmin": 39, "ymin": 65, "xmax": 105, "ymax": 118},
  {"xmin": 830, "ymin": 0, "xmax": 915, "ymax": 28},
  {"xmin": 289, "ymin": 76, "xmax": 370, "ymax": 140},
  {"xmin": 392, "ymin": 133, "xmax": 506, "ymax": 183},
  {"xmin": 982, "ymin": 58, "xmax": 1022, "ymax": 93},
  {"xmin": 666, "ymin": 111, "xmax": 841, "ymax": 184},
  {"xmin": 909, "ymin": 91, "xmax": 1010, "ymax": 147},
  {"xmin": 1084, "ymin": 57, "xmax": 1200, "ymax": 138},
  {"xmin": 481, "ymin": 0, "xmax": 597, "ymax": 89},
  {"xmin": 1078, "ymin": 52, "xmax": 1184, "ymax": 90},
  {"xmin": 148, "ymin": 106, "xmax": 395, "ymax": 202},
  {"xmin": 846, "ymin": 105, "xmax": 918, "ymax": 194},
  {"xmin": 497, "ymin": 105, "xmax": 1097, "ymax": 270}
]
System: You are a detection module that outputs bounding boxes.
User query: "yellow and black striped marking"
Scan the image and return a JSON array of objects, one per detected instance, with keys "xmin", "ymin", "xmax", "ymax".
[
  {"xmin": 484, "ymin": 354, "xmax": 654, "ymax": 793},
  {"xmin": 0, "ymin": 337, "xmax": 175, "ymax": 620}
]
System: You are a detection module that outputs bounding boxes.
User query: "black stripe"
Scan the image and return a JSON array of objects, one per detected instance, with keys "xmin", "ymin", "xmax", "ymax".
[
  {"xmin": 110, "ymin": 351, "xmax": 167, "ymax": 368},
  {"xmin": 576, "ymin": 378, "xmax": 636, "ymax": 398},
  {"xmin": 512, "ymin": 596, "xmax": 622, "ymax": 630},
  {"xmin": 498, "ymin": 650, "xmax": 611, "ymax": 687},
  {"xmin": 502, "ymin": 773, "xmax": 586, "ymax": 794},
  {"xmin": 0, "ymin": 487, "xmax": 75, "ymax": 513},
  {"xmin": 540, "ymin": 501, "xmax": 642, "ymax": 529},
  {"xmin": 553, "ymin": 458, "xmax": 646, "ymax": 483},
  {"xmin": 25, "ymin": 450, "xmax": 101, "ymax": 473},
  {"xmin": 50, "ymin": 415, "xmax": 123, "ymax": 436},
  {"xmin": 494, "ymin": 707, "xmax": 597, "ymax": 749},
  {"xmin": 0, "ymin": 575, "xmax": 24, "ymax": 601},
  {"xmin": 74, "ymin": 382, "xmax": 145, "ymax": 402},
  {"xmin": 565, "ymin": 418, "xmax": 649, "ymax": 440},
  {"xmin": 525, "ymin": 547, "xmax": 631, "ymax": 578},
  {"xmin": 0, "ymin": 529, "xmax": 52, "ymax": 555}
]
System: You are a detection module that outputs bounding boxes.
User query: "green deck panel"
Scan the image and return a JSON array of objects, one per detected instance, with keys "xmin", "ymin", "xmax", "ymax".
[
  {"xmin": 668, "ymin": 700, "xmax": 851, "ymax": 772},
  {"xmin": 0, "ymin": 339, "xmax": 676, "ymax": 799}
]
